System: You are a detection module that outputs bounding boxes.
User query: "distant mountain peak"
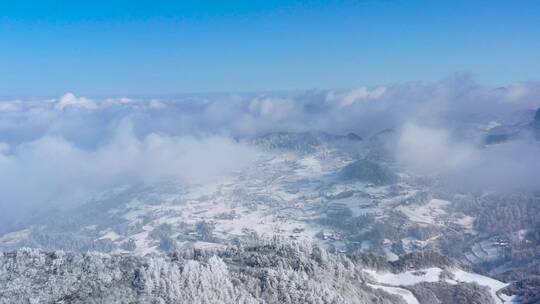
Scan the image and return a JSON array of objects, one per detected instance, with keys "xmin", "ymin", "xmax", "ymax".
[{"xmin": 346, "ymin": 132, "xmax": 363, "ymax": 141}]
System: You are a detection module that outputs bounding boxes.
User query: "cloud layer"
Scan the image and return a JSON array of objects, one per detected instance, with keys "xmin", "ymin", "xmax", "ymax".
[
  {"xmin": 1, "ymin": 76, "xmax": 539, "ymax": 232},
  {"xmin": 0, "ymin": 118, "xmax": 258, "ymax": 232}
]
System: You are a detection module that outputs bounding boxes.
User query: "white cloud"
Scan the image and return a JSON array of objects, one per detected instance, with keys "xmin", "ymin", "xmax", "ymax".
[
  {"xmin": 395, "ymin": 123, "xmax": 540, "ymax": 191},
  {"xmin": 1, "ymin": 78, "xmax": 540, "ymax": 230},
  {"xmin": 0, "ymin": 142, "xmax": 8, "ymax": 153},
  {"xmin": 0, "ymin": 143, "xmax": 9, "ymax": 165},
  {"xmin": 55, "ymin": 92, "xmax": 98, "ymax": 110},
  {"xmin": 396, "ymin": 123, "xmax": 476, "ymax": 175},
  {"xmin": 500, "ymin": 83, "xmax": 540, "ymax": 108},
  {"xmin": 248, "ymin": 97, "xmax": 295, "ymax": 120},
  {"xmin": 0, "ymin": 121, "xmax": 259, "ymax": 230},
  {"xmin": 104, "ymin": 97, "xmax": 136, "ymax": 106},
  {"xmin": 149, "ymin": 99, "xmax": 167, "ymax": 109},
  {"xmin": 0, "ymin": 102, "xmax": 20, "ymax": 112},
  {"xmin": 328, "ymin": 86, "xmax": 387, "ymax": 107}
]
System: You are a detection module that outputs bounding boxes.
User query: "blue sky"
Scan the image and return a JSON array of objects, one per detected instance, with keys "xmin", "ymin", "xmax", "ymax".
[{"xmin": 1, "ymin": 0, "xmax": 539, "ymax": 96}]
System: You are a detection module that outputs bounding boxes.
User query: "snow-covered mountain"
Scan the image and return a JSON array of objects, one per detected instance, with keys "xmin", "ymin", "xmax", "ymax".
[
  {"xmin": 2, "ymin": 126, "xmax": 538, "ymax": 303},
  {"xmin": 0, "ymin": 241, "xmax": 512, "ymax": 304}
]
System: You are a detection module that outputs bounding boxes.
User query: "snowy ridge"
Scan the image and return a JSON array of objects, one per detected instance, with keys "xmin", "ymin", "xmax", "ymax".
[
  {"xmin": 0, "ymin": 241, "xmax": 505, "ymax": 304},
  {"xmin": 365, "ymin": 267, "xmax": 517, "ymax": 304}
]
